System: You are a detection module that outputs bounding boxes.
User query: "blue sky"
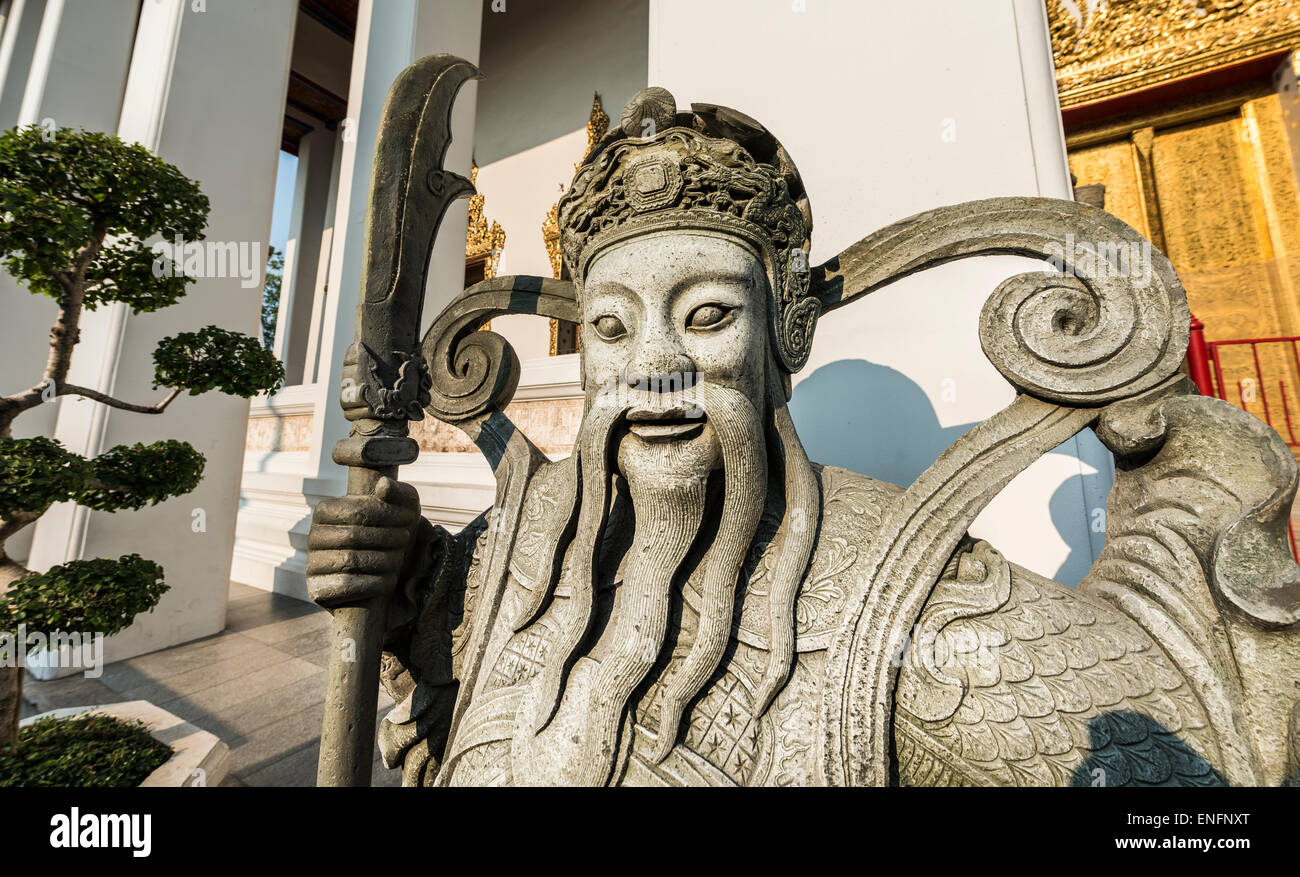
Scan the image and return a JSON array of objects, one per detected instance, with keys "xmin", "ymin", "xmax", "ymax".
[{"xmin": 268, "ymin": 151, "xmax": 299, "ymax": 256}]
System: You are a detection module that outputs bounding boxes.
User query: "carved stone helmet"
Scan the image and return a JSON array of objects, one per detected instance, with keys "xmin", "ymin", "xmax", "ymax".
[{"xmin": 558, "ymin": 87, "xmax": 819, "ymax": 373}]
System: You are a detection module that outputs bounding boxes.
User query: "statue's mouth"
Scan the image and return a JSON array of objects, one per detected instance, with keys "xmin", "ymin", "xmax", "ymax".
[{"xmin": 626, "ymin": 406, "xmax": 706, "ymax": 442}]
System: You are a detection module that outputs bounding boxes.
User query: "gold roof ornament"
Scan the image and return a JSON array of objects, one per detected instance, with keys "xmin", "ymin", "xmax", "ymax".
[
  {"xmin": 542, "ymin": 202, "xmax": 563, "ymax": 280},
  {"xmin": 466, "ymin": 163, "xmax": 506, "ymax": 278},
  {"xmin": 545, "ymin": 93, "xmax": 609, "ymax": 355},
  {"xmin": 1049, "ymin": 0, "xmax": 1300, "ymax": 108},
  {"xmin": 544, "ymin": 93, "xmax": 609, "ymax": 282},
  {"xmin": 582, "ymin": 91, "xmax": 611, "ymax": 161}
]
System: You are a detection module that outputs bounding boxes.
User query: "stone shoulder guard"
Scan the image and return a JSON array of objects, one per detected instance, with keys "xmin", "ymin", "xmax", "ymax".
[
  {"xmin": 895, "ymin": 540, "xmax": 1223, "ymax": 786},
  {"xmin": 815, "ymin": 197, "xmax": 1300, "ymax": 786}
]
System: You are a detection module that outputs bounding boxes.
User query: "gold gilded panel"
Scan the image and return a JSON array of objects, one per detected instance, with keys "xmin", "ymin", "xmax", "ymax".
[
  {"xmin": 1050, "ymin": 0, "xmax": 1300, "ymax": 108},
  {"xmin": 1150, "ymin": 111, "xmax": 1288, "ymax": 342},
  {"xmin": 1152, "ymin": 114, "xmax": 1269, "ymax": 271},
  {"xmin": 1242, "ymin": 95, "xmax": 1300, "ymax": 331},
  {"xmin": 1068, "ymin": 139, "xmax": 1150, "ymax": 237}
]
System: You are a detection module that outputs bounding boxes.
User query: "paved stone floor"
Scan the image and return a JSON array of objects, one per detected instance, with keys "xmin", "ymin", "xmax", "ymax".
[{"xmin": 21, "ymin": 581, "xmax": 398, "ymax": 787}]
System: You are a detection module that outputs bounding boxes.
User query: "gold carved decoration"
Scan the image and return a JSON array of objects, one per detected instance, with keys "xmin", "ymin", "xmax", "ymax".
[
  {"xmin": 1049, "ymin": 0, "xmax": 1300, "ymax": 108},
  {"xmin": 542, "ymin": 203, "xmax": 562, "ymax": 279},
  {"xmin": 582, "ymin": 92, "xmax": 611, "ymax": 162},
  {"xmin": 547, "ymin": 92, "xmax": 609, "ymax": 355},
  {"xmin": 466, "ymin": 163, "xmax": 506, "ymax": 279}
]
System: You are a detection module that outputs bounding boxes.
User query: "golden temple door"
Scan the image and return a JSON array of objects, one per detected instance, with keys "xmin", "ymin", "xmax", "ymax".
[
  {"xmin": 1068, "ymin": 84, "xmax": 1300, "ymax": 438},
  {"xmin": 1069, "ymin": 88, "xmax": 1300, "ymax": 343}
]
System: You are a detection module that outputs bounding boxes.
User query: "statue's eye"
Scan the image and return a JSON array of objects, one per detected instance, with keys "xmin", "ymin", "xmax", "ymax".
[
  {"xmin": 687, "ymin": 304, "xmax": 734, "ymax": 331},
  {"xmin": 593, "ymin": 314, "xmax": 627, "ymax": 341}
]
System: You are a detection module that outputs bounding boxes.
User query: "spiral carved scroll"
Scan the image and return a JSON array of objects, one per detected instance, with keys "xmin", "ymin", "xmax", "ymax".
[
  {"xmin": 812, "ymin": 197, "xmax": 1190, "ymax": 406},
  {"xmin": 815, "ymin": 196, "xmax": 1197, "ymax": 786},
  {"xmin": 422, "ymin": 275, "xmax": 580, "ymax": 425}
]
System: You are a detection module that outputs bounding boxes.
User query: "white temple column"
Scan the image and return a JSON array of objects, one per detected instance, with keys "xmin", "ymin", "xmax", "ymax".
[
  {"xmin": 275, "ymin": 127, "xmax": 339, "ymax": 387},
  {"xmin": 648, "ymin": 0, "xmax": 1111, "ymax": 584},
  {"xmin": 234, "ymin": 0, "xmax": 482, "ymax": 600},
  {"xmin": 0, "ymin": 0, "xmax": 137, "ymax": 567},
  {"xmin": 25, "ymin": 0, "xmax": 297, "ymax": 674}
]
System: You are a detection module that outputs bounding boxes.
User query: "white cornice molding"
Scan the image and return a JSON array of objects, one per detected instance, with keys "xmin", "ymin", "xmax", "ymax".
[
  {"xmin": 250, "ymin": 382, "xmax": 321, "ymax": 417},
  {"xmin": 513, "ymin": 352, "xmax": 581, "ymax": 402}
]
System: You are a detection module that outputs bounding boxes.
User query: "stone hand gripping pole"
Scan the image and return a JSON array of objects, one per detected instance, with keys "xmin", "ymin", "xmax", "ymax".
[{"xmin": 310, "ymin": 55, "xmax": 478, "ymax": 786}]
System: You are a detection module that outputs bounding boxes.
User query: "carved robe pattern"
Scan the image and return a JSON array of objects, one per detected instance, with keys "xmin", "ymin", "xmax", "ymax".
[{"xmin": 376, "ymin": 462, "xmax": 1236, "ymax": 787}]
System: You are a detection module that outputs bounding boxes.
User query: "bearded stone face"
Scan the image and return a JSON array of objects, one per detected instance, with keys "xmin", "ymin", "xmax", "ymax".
[
  {"xmin": 511, "ymin": 229, "xmax": 822, "ymax": 786},
  {"xmin": 579, "ymin": 230, "xmax": 771, "ymax": 485}
]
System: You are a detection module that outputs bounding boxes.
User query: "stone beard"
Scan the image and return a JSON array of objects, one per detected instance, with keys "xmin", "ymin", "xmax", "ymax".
[{"xmin": 511, "ymin": 351, "xmax": 817, "ymax": 786}]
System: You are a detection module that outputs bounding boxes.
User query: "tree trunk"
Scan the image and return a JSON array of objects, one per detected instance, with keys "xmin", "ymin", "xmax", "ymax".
[
  {"xmin": 0, "ymin": 551, "xmax": 28, "ymax": 748},
  {"xmin": 0, "ymin": 665, "xmax": 21, "ymax": 749}
]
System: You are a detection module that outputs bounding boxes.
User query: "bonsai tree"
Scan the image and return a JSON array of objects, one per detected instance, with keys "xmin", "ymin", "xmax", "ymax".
[{"xmin": 0, "ymin": 125, "xmax": 285, "ymax": 748}]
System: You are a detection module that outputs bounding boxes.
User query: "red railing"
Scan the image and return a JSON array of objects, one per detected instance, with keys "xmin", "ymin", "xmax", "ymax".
[
  {"xmin": 1187, "ymin": 315, "xmax": 1300, "ymax": 560},
  {"xmin": 1202, "ymin": 336, "xmax": 1300, "ymax": 445}
]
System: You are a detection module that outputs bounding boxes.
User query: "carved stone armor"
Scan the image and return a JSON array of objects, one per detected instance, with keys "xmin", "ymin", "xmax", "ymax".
[{"xmin": 379, "ymin": 427, "xmax": 1290, "ymax": 787}]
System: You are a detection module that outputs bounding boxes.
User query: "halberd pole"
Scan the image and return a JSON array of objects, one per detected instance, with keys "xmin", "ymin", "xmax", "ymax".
[{"xmin": 315, "ymin": 54, "xmax": 479, "ymax": 787}]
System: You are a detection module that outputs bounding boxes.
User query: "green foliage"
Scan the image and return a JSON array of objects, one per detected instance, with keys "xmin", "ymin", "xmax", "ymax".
[
  {"xmin": 75, "ymin": 440, "xmax": 205, "ymax": 512},
  {"xmin": 0, "ymin": 438, "xmax": 203, "ymax": 517},
  {"xmin": 153, "ymin": 325, "xmax": 285, "ymax": 397},
  {"xmin": 0, "ymin": 437, "xmax": 92, "ymax": 517},
  {"xmin": 0, "ymin": 554, "xmax": 167, "ymax": 636},
  {"xmin": 85, "ymin": 237, "xmax": 190, "ymax": 313},
  {"xmin": 0, "ymin": 125, "xmax": 208, "ymax": 310},
  {"xmin": 0, "ymin": 129, "xmax": 227, "ymax": 705},
  {"xmin": 0, "ymin": 714, "xmax": 171, "ymax": 787},
  {"xmin": 262, "ymin": 245, "xmax": 283, "ymax": 350}
]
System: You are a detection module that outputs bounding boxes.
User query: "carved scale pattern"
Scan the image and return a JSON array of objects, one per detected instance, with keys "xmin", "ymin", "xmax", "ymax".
[{"xmin": 896, "ymin": 567, "xmax": 1223, "ymax": 787}]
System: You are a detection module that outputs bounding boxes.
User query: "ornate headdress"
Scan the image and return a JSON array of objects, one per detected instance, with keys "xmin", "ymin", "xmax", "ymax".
[{"xmin": 558, "ymin": 87, "xmax": 819, "ymax": 373}]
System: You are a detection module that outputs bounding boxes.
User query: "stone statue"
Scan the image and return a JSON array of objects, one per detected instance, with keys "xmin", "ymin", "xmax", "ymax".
[{"xmin": 307, "ymin": 61, "xmax": 1300, "ymax": 786}]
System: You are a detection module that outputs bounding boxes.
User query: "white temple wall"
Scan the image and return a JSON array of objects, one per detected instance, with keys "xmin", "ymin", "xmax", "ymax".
[
  {"xmin": 474, "ymin": 0, "xmax": 648, "ymax": 166},
  {"xmin": 234, "ymin": 0, "xmax": 1111, "ymax": 603},
  {"xmin": 648, "ymin": 0, "xmax": 1113, "ymax": 584}
]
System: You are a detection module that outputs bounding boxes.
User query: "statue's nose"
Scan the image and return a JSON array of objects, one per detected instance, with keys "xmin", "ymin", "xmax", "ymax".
[{"xmin": 624, "ymin": 341, "xmax": 696, "ymax": 394}]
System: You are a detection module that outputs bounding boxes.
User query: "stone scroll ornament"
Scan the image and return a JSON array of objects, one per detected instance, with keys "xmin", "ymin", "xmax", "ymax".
[
  {"xmin": 809, "ymin": 199, "xmax": 1300, "ymax": 786},
  {"xmin": 347, "ymin": 59, "xmax": 1300, "ymax": 785}
]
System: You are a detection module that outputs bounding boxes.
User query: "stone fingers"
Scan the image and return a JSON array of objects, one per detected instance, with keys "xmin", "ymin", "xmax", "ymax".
[{"xmin": 308, "ymin": 523, "xmax": 411, "ymax": 551}]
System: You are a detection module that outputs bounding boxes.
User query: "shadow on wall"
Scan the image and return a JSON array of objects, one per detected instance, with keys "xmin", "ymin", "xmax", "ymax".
[
  {"xmin": 1049, "ymin": 462, "xmax": 1110, "ymax": 588},
  {"xmin": 789, "ymin": 359, "xmax": 977, "ymax": 490},
  {"xmin": 788, "ymin": 358, "xmax": 1102, "ymax": 586}
]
